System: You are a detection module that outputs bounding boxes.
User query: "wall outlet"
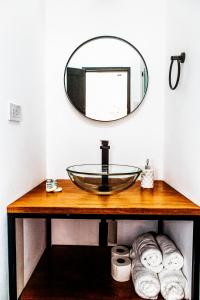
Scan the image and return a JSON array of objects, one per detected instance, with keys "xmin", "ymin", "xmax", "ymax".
[{"xmin": 9, "ymin": 103, "xmax": 22, "ymax": 122}]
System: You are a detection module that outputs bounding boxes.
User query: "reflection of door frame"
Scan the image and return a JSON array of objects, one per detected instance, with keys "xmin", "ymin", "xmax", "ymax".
[
  {"xmin": 83, "ymin": 67, "xmax": 131, "ymax": 114},
  {"xmin": 67, "ymin": 67, "xmax": 86, "ymax": 114}
]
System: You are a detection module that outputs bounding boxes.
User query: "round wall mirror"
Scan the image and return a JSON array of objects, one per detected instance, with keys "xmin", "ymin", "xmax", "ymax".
[{"xmin": 64, "ymin": 36, "xmax": 149, "ymax": 122}]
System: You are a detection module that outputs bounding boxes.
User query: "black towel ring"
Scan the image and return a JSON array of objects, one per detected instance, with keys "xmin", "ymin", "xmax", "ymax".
[{"xmin": 169, "ymin": 52, "xmax": 185, "ymax": 90}]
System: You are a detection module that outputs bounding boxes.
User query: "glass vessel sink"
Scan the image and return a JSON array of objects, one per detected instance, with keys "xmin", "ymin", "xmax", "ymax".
[{"xmin": 67, "ymin": 164, "xmax": 142, "ymax": 195}]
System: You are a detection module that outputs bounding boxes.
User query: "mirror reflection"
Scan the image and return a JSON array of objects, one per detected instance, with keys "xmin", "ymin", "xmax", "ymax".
[{"xmin": 64, "ymin": 36, "xmax": 148, "ymax": 122}]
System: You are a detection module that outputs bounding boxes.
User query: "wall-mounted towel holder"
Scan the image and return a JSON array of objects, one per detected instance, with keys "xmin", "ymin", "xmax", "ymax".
[{"xmin": 169, "ymin": 52, "xmax": 185, "ymax": 90}]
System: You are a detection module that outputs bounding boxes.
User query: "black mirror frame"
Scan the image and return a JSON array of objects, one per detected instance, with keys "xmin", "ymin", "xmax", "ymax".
[{"xmin": 64, "ymin": 35, "xmax": 149, "ymax": 122}]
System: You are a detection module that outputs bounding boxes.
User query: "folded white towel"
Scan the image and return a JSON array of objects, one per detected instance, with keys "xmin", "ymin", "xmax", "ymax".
[
  {"xmin": 130, "ymin": 232, "xmax": 163, "ymax": 273},
  {"xmin": 156, "ymin": 235, "xmax": 184, "ymax": 270},
  {"xmin": 132, "ymin": 257, "xmax": 160, "ymax": 299},
  {"xmin": 158, "ymin": 268, "xmax": 186, "ymax": 300}
]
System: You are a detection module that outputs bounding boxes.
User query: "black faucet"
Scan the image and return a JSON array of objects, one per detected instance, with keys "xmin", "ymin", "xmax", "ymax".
[
  {"xmin": 99, "ymin": 141, "xmax": 110, "ymax": 246},
  {"xmin": 99, "ymin": 140, "xmax": 110, "ymax": 192},
  {"xmin": 100, "ymin": 140, "xmax": 110, "ymax": 166}
]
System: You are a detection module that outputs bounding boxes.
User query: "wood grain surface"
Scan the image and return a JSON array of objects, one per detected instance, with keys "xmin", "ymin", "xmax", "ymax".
[{"xmin": 7, "ymin": 180, "xmax": 200, "ymax": 216}]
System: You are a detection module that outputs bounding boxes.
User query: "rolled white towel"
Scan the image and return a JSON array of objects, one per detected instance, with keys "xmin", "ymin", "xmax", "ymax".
[
  {"xmin": 156, "ymin": 235, "xmax": 184, "ymax": 270},
  {"xmin": 132, "ymin": 257, "xmax": 160, "ymax": 299},
  {"xmin": 130, "ymin": 232, "xmax": 163, "ymax": 273},
  {"xmin": 158, "ymin": 268, "xmax": 186, "ymax": 300}
]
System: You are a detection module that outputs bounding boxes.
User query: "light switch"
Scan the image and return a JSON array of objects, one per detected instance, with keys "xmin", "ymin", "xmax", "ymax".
[{"xmin": 9, "ymin": 103, "xmax": 22, "ymax": 122}]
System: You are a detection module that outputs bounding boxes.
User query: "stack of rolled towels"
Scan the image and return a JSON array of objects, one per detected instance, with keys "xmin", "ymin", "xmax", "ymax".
[{"xmin": 111, "ymin": 232, "xmax": 187, "ymax": 300}]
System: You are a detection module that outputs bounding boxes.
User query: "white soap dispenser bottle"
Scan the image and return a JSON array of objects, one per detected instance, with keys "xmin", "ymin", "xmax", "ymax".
[{"xmin": 141, "ymin": 159, "xmax": 154, "ymax": 189}]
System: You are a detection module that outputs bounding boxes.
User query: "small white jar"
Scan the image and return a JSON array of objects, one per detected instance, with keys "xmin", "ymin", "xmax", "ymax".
[{"xmin": 141, "ymin": 159, "xmax": 154, "ymax": 189}]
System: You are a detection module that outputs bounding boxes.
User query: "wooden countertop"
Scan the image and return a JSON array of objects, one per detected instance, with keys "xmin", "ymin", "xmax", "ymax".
[{"xmin": 7, "ymin": 180, "xmax": 200, "ymax": 216}]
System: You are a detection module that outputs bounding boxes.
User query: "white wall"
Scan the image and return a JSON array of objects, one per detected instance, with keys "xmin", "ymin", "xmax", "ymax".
[
  {"xmin": 117, "ymin": 220, "xmax": 158, "ymax": 246},
  {"xmin": 45, "ymin": 0, "xmax": 166, "ymax": 179},
  {"xmin": 163, "ymin": 221, "xmax": 193, "ymax": 300},
  {"xmin": 0, "ymin": 0, "xmax": 46, "ymax": 299},
  {"xmin": 164, "ymin": 0, "xmax": 200, "ymax": 205}
]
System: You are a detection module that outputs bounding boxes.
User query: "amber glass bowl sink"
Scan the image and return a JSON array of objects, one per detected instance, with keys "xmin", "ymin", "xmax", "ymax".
[{"xmin": 67, "ymin": 164, "xmax": 142, "ymax": 195}]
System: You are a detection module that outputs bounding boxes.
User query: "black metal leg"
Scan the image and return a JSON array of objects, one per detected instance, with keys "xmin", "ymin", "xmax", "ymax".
[
  {"xmin": 157, "ymin": 220, "xmax": 163, "ymax": 234},
  {"xmin": 99, "ymin": 219, "xmax": 108, "ymax": 246},
  {"xmin": 46, "ymin": 218, "xmax": 52, "ymax": 249},
  {"xmin": 192, "ymin": 218, "xmax": 200, "ymax": 300},
  {"xmin": 7, "ymin": 214, "xmax": 17, "ymax": 300}
]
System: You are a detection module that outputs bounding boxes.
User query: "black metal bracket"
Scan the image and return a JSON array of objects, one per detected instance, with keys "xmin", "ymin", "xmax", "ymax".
[
  {"xmin": 8, "ymin": 215, "xmax": 17, "ymax": 300},
  {"xmin": 99, "ymin": 219, "xmax": 108, "ymax": 246},
  {"xmin": 192, "ymin": 219, "xmax": 200, "ymax": 300},
  {"xmin": 169, "ymin": 52, "xmax": 185, "ymax": 90}
]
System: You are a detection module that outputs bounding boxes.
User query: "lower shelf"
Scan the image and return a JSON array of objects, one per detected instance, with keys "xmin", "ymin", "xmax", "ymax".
[{"xmin": 20, "ymin": 245, "xmax": 164, "ymax": 300}]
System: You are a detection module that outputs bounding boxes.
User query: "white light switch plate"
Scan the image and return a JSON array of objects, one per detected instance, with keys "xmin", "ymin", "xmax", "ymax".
[{"xmin": 9, "ymin": 103, "xmax": 22, "ymax": 122}]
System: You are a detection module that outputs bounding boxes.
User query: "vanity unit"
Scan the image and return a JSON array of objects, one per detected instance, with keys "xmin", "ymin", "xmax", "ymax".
[{"xmin": 7, "ymin": 180, "xmax": 200, "ymax": 300}]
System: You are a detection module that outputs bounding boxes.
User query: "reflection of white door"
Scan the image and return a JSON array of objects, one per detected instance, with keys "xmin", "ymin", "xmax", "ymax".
[{"xmin": 85, "ymin": 71, "xmax": 128, "ymax": 121}]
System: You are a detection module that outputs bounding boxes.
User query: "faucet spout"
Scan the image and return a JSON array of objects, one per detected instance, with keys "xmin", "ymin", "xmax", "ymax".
[{"xmin": 100, "ymin": 140, "xmax": 110, "ymax": 166}]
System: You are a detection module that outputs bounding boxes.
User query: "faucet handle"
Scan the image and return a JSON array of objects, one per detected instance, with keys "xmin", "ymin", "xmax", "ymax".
[
  {"xmin": 101, "ymin": 140, "xmax": 109, "ymax": 146},
  {"xmin": 100, "ymin": 140, "xmax": 110, "ymax": 149}
]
